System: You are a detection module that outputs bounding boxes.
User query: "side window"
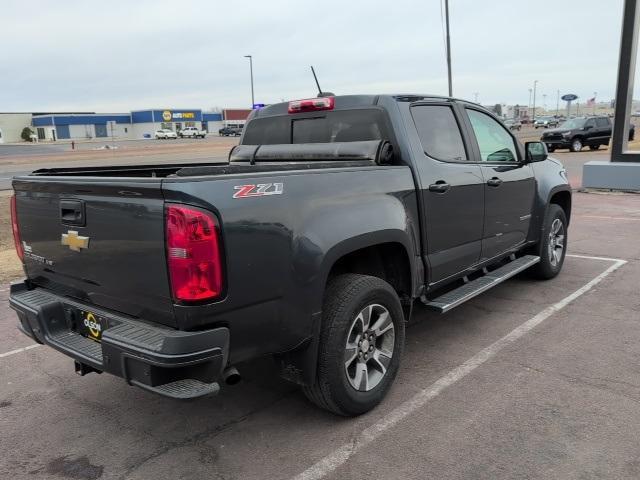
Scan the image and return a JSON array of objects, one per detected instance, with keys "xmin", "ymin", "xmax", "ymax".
[
  {"xmin": 411, "ymin": 105, "xmax": 467, "ymax": 161},
  {"xmin": 585, "ymin": 118, "xmax": 597, "ymax": 128},
  {"xmin": 466, "ymin": 109, "xmax": 518, "ymax": 162},
  {"xmin": 595, "ymin": 118, "xmax": 609, "ymax": 128}
]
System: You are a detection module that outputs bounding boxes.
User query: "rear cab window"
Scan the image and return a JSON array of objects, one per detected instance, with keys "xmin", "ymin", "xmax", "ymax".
[{"xmin": 242, "ymin": 109, "xmax": 390, "ymax": 145}]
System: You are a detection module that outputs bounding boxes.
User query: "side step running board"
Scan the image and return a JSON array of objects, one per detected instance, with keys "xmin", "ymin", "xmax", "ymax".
[{"xmin": 422, "ymin": 255, "xmax": 540, "ymax": 313}]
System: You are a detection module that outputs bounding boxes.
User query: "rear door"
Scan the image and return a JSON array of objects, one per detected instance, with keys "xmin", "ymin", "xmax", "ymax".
[
  {"xmin": 460, "ymin": 106, "xmax": 536, "ymax": 262},
  {"xmin": 404, "ymin": 101, "xmax": 485, "ymax": 284},
  {"xmin": 594, "ymin": 117, "xmax": 612, "ymax": 144},
  {"xmin": 13, "ymin": 177, "xmax": 176, "ymax": 326}
]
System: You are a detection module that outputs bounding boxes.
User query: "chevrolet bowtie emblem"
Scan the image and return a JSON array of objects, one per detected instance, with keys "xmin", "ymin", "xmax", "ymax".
[{"xmin": 61, "ymin": 230, "xmax": 90, "ymax": 252}]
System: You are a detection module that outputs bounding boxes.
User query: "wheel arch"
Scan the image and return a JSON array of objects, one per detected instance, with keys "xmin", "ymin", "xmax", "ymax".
[
  {"xmin": 276, "ymin": 232, "xmax": 417, "ymax": 388},
  {"xmin": 325, "ymin": 239, "xmax": 414, "ymax": 301},
  {"xmin": 549, "ymin": 188, "xmax": 572, "ymax": 225}
]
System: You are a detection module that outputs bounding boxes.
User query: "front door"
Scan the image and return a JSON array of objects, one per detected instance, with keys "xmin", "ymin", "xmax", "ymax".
[
  {"xmin": 462, "ymin": 107, "xmax": 536, "ymax": 262},
  {"xmin": 407, "ymin": 102, "xmax": 485, "ymax": 284}
]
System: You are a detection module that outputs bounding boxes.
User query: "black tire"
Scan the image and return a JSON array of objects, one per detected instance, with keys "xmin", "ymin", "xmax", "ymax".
[
  {"xmin": 530, "ymin": 204, "xmax": 567, "ymax": 280},
  {"xmin": 547, "ymin": 146, "xmax": 556, "ymax": 153},
  {"xmin": 303, "ymin": 274, "xmax": 405, "ymax": 416},
  {"xmin": 589, "ymin": 144, "xmax": 600, "ymax": 151},
  {"xmin": 570, "ymin": 137, "xmax": 583, "ymax": 152}
]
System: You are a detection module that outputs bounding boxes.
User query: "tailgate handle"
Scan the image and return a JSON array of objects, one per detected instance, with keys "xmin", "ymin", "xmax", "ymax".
[{"xmin": 60, "ymin": 199, "xmax": 86, "ymax": 227}]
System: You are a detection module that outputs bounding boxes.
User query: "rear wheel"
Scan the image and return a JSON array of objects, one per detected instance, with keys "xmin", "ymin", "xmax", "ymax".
[
  {"xmin": 570, "ymin": 138, "xmax": 583, "ymax": 152},
  {"xmin": 530, "ymin": 204, "xmax": 567, "ymax": 280},
  {"xmin": 547, "ymin": 146, "xmax": 556, "ymax": 152},
  {"xmin": 303, "ymin": 274, "xmax": 405, "ymax": 416},
  {"xmin": 589, "ymin": 144, "xmax": 600, "ymax": 151}
]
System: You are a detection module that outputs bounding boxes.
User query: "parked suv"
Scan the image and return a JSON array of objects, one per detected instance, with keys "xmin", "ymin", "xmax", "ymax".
[
  {"xmin": 219, "ymin": 126, "xmax": 242, "ymax": 137},
  {"xmin": 154, "ymin": 129, "xmax": 177, "ymax": 140},
  {"xmin": 503, "ymin": 118, "xmax": 522, "ymax": 131},
  {"xmin": 541, "ymin": 116, "xmax": 612, "ymax": 152},
  {"xmin": 533, "ymin": 116, "xmax": 560, "ymax": 129}
]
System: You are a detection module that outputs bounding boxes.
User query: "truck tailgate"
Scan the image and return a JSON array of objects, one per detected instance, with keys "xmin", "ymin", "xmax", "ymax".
[{"xmin": 13, "ymin": 178, "xmax": 176, "ymax": 327}]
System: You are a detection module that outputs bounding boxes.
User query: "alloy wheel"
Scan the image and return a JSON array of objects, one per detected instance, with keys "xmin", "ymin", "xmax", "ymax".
[
  {"xmin": 344, "ymin": 304, "xmax": 395, "ymax": 392},
  {"xmin": 548, "ymin": 218, "xmax": 565, "ymax": 267}
]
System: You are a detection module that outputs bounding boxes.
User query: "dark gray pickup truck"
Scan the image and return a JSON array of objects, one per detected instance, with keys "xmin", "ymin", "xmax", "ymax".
[{"xmin": 9, "ymin": 94, "xmax": 571, "ymax": 416}]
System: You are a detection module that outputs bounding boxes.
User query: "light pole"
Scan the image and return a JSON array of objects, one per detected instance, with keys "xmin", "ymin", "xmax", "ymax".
[
  {"xmin": 444, "ymin": 0, "xmax": 452, "ymax": 96},
  {"xmin": 532, "ymin": 80, "xmax": 538, "ymax": 122},
  {"xmin": 528, "ymin": 88, "xmax": 532, "ymax": 118},
  {"xmin": 556, "ymin": 89, "xmax": 560, "ymax": 116},
  {"xmin": 542, "ymin": 93, "xmax": 547, "ymax": 112},
  {"xmin": 593, "ymin": 91, "xmax": 597, "ymax": 115},
  {"xmin": 473, "ymin": 92, "xmax": 479, "ymax": 103},
  {"xmin": 244, "ymin": 55, "xmax": 255, "ymax": 108}
]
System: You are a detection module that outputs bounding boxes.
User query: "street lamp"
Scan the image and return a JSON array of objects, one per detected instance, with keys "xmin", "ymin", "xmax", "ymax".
[
  {"xmin": 473, "ymin": 92, "xmax": 479, "ymax": 103},
  {"xmin": 244, "ymin": 55, "xmax": 255, "ymax": 108},
  {"xmin": 528, "ymin": 88, "xmax": 532, "ymax": 117},
  {"xmin": 532, "ymin": 80, "xmax": 538, "ymax": 122}
]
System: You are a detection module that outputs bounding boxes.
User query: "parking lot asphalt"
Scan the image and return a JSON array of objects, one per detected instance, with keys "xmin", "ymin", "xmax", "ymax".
[
  {"xmin": 0, "ymin": 137, "xmax": 236, "ymax": 190},
  {"xmin": 1, "ymin": 190, "xmax": 639, "ymax": 480}
]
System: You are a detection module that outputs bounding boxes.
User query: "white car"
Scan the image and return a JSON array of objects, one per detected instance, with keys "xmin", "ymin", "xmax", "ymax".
[
  {"xmin": 155, "ymin": 129, "xmax": 177, "ymax": 139},
  {"xmin": 178, "ymin": 126, "xmax": 206, "ymax": 138}
]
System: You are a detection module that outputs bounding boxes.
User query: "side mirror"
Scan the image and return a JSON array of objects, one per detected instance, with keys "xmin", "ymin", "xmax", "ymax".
[{"xmin": 525, "ymin": 141, "xmax": 548, "ymax": 163}]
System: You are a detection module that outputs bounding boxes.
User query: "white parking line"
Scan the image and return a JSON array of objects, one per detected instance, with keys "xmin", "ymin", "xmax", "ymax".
[
  {"xmin": 566, "ymin": 253, "xmax": 627, "ymax": 262},
  {"xmin": 579, "ymin": 215, "xmax": 640, "ymax": 222},
  {"xmin": 0, "ymin": 344, "xmax": 40, "ymax": 358},
  {"xmin": 292, "ymin": 255, "xmax": 627, "ymax": 480}
]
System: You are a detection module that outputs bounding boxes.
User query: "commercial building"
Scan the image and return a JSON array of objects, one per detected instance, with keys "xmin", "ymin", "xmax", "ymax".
[
  {"xmin": 0, "ymin": 113, "xmax": 37, "ymax": 143},
  {"xmin": 222, "ymin": 109, "xmax": 252, "ymax": 128},
  {"xmin": 129, "ymin": 109, "xmax": 225, "ymax": 139},
  {"xmin": 32, "ymin": 109, "xmax": 225, "ymax": 141},
  {"xmin": 0, "ymin": 107, "xmax": 252, "ymax": 143},
  {"xmin": 32, "ymin": 113, "xmax": 132, "ymax": 141}
]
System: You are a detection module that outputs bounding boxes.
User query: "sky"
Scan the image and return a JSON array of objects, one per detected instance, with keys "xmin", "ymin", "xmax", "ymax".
[{"xmin": 0, "ymin": 0, "xmax": 627, "ymax": 112}]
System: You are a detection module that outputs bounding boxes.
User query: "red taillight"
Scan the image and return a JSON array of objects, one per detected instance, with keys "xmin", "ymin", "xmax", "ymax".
[
  {"xmin": 165, "ymin": 204, "xmax": 223, "ymax": 302},
  {"xmin": 10, "ymin": 195, "xmax": 24, "ymax": 262},
  {"xmin": 288, "ymin": 96, "xmax": 335, "ymax": 114}
]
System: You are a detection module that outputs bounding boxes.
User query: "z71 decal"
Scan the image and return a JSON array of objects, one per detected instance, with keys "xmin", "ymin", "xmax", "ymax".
[{"xmin": 233, "ymin": 183, "xmax": 284, "ymax": 199}]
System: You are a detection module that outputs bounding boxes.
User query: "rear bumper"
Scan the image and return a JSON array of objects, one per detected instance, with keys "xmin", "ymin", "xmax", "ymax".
[{"xmin": 9, "ymin": 282, "xmax": 229, "ymax": 399}]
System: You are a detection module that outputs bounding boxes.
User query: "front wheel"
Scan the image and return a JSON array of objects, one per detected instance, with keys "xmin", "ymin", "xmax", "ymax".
[
  {"xmin": 570, "ymin": 138, "xmax": 583, "ymax": 152},
  {"xmin": 547, "ymin": 146, "xmax": 556, "ymax": 152},
  {"xmin": 530, "ymin": 204, "xmax": 567, "ymax": 280},
  {"xmin": 589, "ymin": 144, "xmax": 600, "ymax": 151},
  {"xmin": 303, "ymin": 274, "xmax": 405, "ymax": 416}
]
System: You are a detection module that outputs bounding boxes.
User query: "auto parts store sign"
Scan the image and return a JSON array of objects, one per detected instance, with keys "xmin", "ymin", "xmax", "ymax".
[{"xmin": 161, "ymin": 110, "xmax": 198, "ymax": 121}]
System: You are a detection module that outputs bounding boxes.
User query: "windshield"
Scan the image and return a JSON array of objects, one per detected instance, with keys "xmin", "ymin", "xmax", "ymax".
[{"xmin": 560, "ymin": 118, "xmax": 586, "ymax": 129}]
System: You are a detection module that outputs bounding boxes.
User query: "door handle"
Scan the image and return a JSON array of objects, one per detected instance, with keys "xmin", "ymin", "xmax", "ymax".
[
  {"xmin": 428, "ymin": 181, "xmax": 451, "ymax": 193},
  {"xmin": 487, "ymin": 177, "xmax": 503, "ymax": 187},
  {"xmin": 60, "ymin": 199, "xmax": 86, "ymax": 227}
]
